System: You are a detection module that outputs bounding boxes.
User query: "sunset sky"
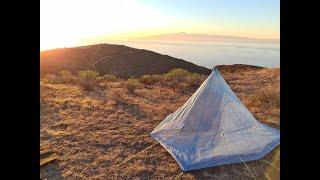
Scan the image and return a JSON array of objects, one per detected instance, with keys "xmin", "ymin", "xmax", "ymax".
[{"xmin": 40, "ymin": 0, "xmax": 280, "ymax": 50}]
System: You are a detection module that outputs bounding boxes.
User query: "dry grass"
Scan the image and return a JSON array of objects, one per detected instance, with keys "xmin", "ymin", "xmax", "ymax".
[
  {"xmin": 106, "ymin": 88, "xmax": 126, "ymax": 105},
  {"xmin": 40, "ymin": 68, "xmax": 280, "ymax": 179}
]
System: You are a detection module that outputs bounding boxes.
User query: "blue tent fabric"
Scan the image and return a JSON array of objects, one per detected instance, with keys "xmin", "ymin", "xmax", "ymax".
[{"xmin": 150, "ymin": 67, "xmax": 280, "ymax": 171}]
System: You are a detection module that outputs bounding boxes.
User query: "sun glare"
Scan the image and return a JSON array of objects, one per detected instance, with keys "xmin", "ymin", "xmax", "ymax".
[
  {"xmin": 40, "ymin": 0, "xmax": 173, "ymax": 50},
  {"xmin": 41, "ymin": 0, "xmax": 279, "ymax": 51}
]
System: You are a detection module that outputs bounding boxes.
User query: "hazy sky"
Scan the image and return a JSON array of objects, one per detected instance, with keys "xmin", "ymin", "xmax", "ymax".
[{"xmin": 40, "ymin": 0, "xmax": 279, "ymax": 50}]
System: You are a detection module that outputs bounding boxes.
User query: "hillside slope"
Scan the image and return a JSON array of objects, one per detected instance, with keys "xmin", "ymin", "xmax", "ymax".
[
  {"xmin": 216, "ymin": 64, "xmax": 264, "ymax": 74},
  {"xmin": 40, "ymin": 67, "xmax": 279, "ymax": 179},
  {"xmin": 40, "ymin": 44, "xmax": 212, "ymax": 78}
]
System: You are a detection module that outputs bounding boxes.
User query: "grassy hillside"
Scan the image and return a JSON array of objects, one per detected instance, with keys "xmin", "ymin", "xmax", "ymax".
[
  {"xmin": 40, "ymin": 66, "xmax": 280, "ymax": 179},
  {"xmin": 215, "ymin": 64, "xmax": 264, "ymax": 74},
  {"xmin": 40, "ymin": 44, "xmax": 212, "ymax": 79}
]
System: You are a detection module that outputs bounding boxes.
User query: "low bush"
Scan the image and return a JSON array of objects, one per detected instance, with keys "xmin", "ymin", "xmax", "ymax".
[
  {"xmin": 122, "ymin": 78, "xmax": 140, "ymax": 93},
  {"xmin": 185, "ymin": 72, "xmax": 205, "ymax": 88},
  {"xmin": 59, "ymin": 70, "xmax": 77, "ymax": 83},
  {"xmin": 97, "ymin": 74, "xmax": 119, "ymax": 83},
  {"xmin": 42, "ymin": 74, "xmax": 60, "ymax": 84},
  {"xmin": 139, "ymin": 74, "xmax": 163, "ymax": 85},
  {"xmin": 162, "ymin": 68, "xmax": 206, "ymax": 90},
  {"xmin": 77, "ymin": 70, "xmax": 99, "ymax": 91},
  {"xmin": 165, "ymin": 68, "xmax": 189, "ymax": 83}
]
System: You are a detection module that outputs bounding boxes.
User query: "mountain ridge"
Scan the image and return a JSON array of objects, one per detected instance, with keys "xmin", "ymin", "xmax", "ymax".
[
  {"xmin": 40, "ymin": 43, "xmax": 265, "ymax": 79},
  {"xmin": 40, "ymin": 43, "xmax": 212, "ymax": 78}
]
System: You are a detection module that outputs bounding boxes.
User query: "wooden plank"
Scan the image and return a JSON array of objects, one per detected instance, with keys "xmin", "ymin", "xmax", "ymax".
[
  {"xmin": 40, "ymin": 147, "xmax": 52, "ymax": 153},
  {"xmin": 40, "ymin": 153, "xmax": 59, "ymax": 166},
  {"xmin": 40, "ymin": 145, "xmax": 51, "ymax": 150},
  {"xmin": 40, "ymin": 148, "xmax": 54, "ymax": 159}
]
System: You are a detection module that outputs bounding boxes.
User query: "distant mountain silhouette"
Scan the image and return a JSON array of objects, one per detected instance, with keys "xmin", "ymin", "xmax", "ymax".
[
  {"xmin": 40, "ymin": 43, "xmax": 212, "ymax": 78},
  {"xmin": 133, "ymin": 32, "xmax": 279, "ymax": 43}
]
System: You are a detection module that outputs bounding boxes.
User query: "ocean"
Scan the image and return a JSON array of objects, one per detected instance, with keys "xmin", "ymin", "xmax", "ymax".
[{"xmin": 107, "ymin": 40, "xmax": 280, "ymax": 69}]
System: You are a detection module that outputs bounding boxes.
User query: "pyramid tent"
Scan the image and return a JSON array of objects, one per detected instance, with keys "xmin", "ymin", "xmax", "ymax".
[{"xmin": 150, "ymin": 67, "xmax": 280, "ymax": 171}]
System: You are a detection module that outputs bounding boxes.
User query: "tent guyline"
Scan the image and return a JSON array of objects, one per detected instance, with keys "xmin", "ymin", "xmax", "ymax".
[
  {"xmin": 173, "ymin": 172, "xmax": 184, "ymax": 180},
  {"xmin": 222, "ymin": 133, "xmax": 257, "ymax": 180},
  {"xmin": 109, "ymin": 134, "xmax": 276, "ymax": 177},
  {"xmin": 262, "ymin": 159, "xmax": 280, "ymax": 171},
  {"xmin": 150, "ymin": 67, "xmax": 280, "ymax": 171},
  {"xmin": 111, "ymin": 142, "xmax": 186, "ymax": 180},
  {"xmin": 114, "ymin": 142, "xmax": 159, "ymax": 168},
  {"xmin": 109, "ymin": 133, "xmax": 277, "ymax": 177}
]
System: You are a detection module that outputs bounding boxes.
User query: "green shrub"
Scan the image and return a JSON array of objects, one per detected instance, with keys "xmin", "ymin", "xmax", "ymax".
[
  {"xmin": 59, "ymin": 70, "xmax": 77, "ymax": 83},
  {"xmin": 186, "ymin": 73, "xmax": 205, "ymax": 88},
  {"xmin": 77, "ymin": 70, "xmax": 99, "ymax": 91},
  {"xmin": 139, "ymin": 74, "xmax": 163, "ymax": 85},
  {"xmin": 42, "ymin": 74, "xmax": 60, "ymax": 84},
  {"xmin": 123, "ymin": 78, "xmax": 140, "ymax": 93},
  {"xmin": 97, "ymin": 74, "xmax": 119, "ymax": 85},
  {"xmin": 78, "ymin": 70, "xmax": 99, "ymax": 79},
  {"xmin": 165, "ymin": 68, "xmax": 190, "ymax": 83}
]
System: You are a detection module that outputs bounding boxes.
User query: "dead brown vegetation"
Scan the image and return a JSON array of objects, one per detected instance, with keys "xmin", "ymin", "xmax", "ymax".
[{"xmin": 40, "ymin": 67, "xmax": 280, "ymax": 179}]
